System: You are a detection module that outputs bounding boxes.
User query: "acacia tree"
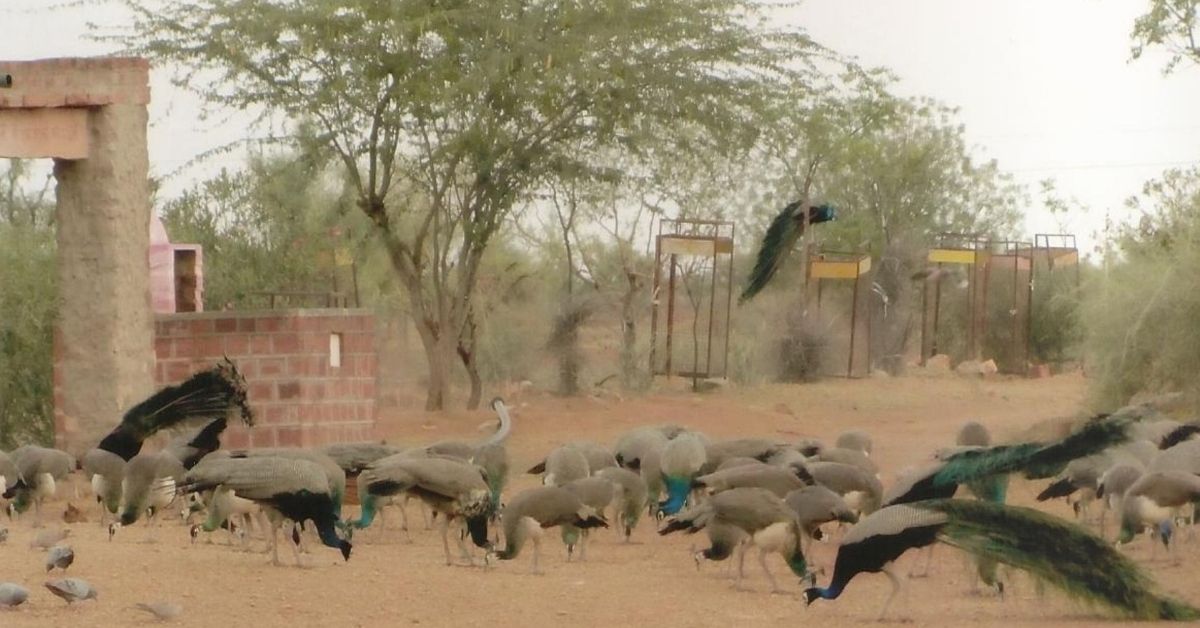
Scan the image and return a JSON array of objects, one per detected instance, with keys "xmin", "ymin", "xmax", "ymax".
[
  {"xmin": 1132, "ymin": 0, "xmax": 1200, "ymax": 73},
  {"xmin": 118, "ymin": 0, "xmax": 821, "ymax": 409}
]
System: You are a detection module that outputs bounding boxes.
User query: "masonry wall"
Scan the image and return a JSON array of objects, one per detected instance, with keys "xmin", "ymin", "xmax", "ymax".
[{"xmin": 153, "ymin": 309, "xmax": 378, "ymax": 448}]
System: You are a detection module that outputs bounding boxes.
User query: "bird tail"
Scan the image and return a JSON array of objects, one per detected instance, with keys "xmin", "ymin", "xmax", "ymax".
[
  {"xmin": 98, "ymin": 359, "xmax": 253, "ymax": 459},
  {"xmin": 935, "ymin": 415, "xmax": 1131, "ymax": 488},
  {"xmin": 1036, "ymin": 477, "xmax": 1078, "ymax": 501},
  {"xmin": 658, "ymin": 517, "xmax": 697, "ymax": 536},
  {"xmin": 1159, "ymin": 423, "xmax": 1200, "ymax": 450},
  {"xmin": 919, "ymin": 499, "xmax": 1200, "ymax": 620},
  {"xmin": 526, "ymin": 460, "xmax": 547, "ymax": 475},
  {"xmin": 575, "ymin": 514, "xmax": 608, "ymax": 529},
  {"xmin": 740, "ymin": 201, "xmax": 835, "ymax": 303}
]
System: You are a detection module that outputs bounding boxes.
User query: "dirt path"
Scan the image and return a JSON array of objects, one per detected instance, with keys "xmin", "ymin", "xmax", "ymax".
[{"xmin": 2, "ymin": 372, "xmax": 1192, "ymax": 627}]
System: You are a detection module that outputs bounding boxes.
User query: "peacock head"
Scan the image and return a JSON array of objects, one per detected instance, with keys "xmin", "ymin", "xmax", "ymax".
[
  {"xmin": 338, "ymin": 539, "xmax": 352, "ymax": 561},
  {"xmin": 1115, "ymin": 522, "xmax": 1135, "ymax": 545},
  {"xmin": 803, "ymin": 588, "xmax": 822, "ymax": 606}
]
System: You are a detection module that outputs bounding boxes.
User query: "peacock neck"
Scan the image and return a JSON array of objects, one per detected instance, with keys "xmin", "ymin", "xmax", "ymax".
[
  {"xmin": 660, "ymin": 476, "xmax": 691, "ymax": 515},
  {"xmin": 351, "ymin": 494, "xmax": 378, "ymax": 529}
]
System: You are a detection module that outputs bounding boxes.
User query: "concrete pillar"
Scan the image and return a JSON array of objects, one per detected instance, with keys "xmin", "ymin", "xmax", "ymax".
[
  {"xmin": 52, "ymin": 102, "xmax": 155, "ymax": 454},
  {"xmin": 0, "ymin": 58, "xmax": 155, "ymax": 455}
]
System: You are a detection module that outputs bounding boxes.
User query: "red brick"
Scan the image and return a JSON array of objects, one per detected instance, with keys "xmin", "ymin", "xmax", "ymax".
[
  {"xmin": 223, "ymin": 430, "xmax": 249, "ymax": 450},
  {"xmin": 237, "ymin": 318, "xmax": 258, "ymax": 333},
  {"xmin": 199, "ymin": 336, "xmax": 224, "ymax": 358},
  {"xmin": 277, "ymin": 427, "xmax": 302, "ymax": 447},
  {"xmin": 250, "ymin": 334, "xmax": 271, "ymax": 354},
  {"xmin": 154, "ymin": 338, "xmax": 171, "ymax": 360},
  {"xmin": 165, "ymin": 360, "xmax": 192, "ymax": 382},
  {"xmin": 161, "ymin": 320, "xmax": 189, "ymax": 337},
  {"xmin": 249, "ymin": 382, "xmax": 274, "ymax": 402},
  {"xmin": 300, "ymin": 332, "xmax": 326, "ymax": 353},
  {"xmin": 278, "ymin": 381, "xmax": 301, "ymax": 400},
  {"xmin": 285, "ymin": 356, "xmax": 310, "ymax": 378},
  {"xmin": 307, "ymin": 381, "xmax": 326, "ymax": 401},
  {"xmin": 258, "ymin": 357, "xmax": 285, "ymax": 378},
  {"xmin": 223, "ymin": 334, "xmax": 249, "ymax": 356},
  {"xmin": 263, "ymin": 405, "xmax": 286, "ymax": 424},
  {"xmin": 258, "ymin": 317, "xmax": 282, "ymax": 333},
  {"xmin": 173, "ymin": 337, "xmax": 196, "ymax": 359},
  {"xmin": 234, "ymin": 359, "xmax": 257, "ymax": 380},
  {"xmin": 296, "ymin": 316, "xmax": 323, "ymax": 332},
  {"xmin": 214, "ymin": 317, "xmax": 238, "ymax": 333},
  {"xmin": 190, "ymin": 319, "xmax": 214, "ymax": 334},
  {"xmin": 272, "ymin": 333, "xmax": 300, "ymax": 354}
]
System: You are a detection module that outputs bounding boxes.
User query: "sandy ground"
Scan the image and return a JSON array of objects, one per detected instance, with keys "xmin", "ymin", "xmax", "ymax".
[{"xmin": 1, "ymin": 371, "xmax": 1194, "ymax": 627}]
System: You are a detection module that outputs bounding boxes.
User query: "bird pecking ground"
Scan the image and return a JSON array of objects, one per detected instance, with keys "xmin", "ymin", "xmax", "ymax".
[{"xmin": 1, "ymin": 371, "xmax": 1195, "ymax": 627}]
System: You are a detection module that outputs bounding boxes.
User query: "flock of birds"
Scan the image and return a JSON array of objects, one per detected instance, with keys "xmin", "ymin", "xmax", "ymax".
[{"xmin": 3, "ymin": 358, "xmax": 1200, "ymax": 622}]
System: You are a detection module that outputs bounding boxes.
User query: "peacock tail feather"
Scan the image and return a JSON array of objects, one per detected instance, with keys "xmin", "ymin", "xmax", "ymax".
[
  {"xmin": 740, "ymin": 202, "xmax": 836, "ymax": 303},
  {"xmin": 98, "ymin": 359, "xmax": 254, "ymax": 460},
  {"xmin": 919, "ymin": 499, "xmax": 1199, "ymax": 620},
  {"xmin": 935, "ymin": 416, "xmax": 1130, "ymax": 490}
]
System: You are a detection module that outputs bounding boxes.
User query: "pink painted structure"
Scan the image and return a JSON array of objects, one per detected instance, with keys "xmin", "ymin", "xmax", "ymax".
[{"xmin": 149, "ymin": 214, "xmax": 203, "ymax": 313}]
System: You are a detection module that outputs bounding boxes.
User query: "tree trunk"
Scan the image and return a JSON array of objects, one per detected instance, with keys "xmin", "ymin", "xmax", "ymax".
[
  {"xmin": 619, "ymin": 269, "xmax": 642, "ymax": 390},
  {"xmin": 457, "ymin": 310, "xmax": 483, "ymax": 410},
  {"xmin": 410, "ymin": 311, "xmax": 452, "ymax": 411}
]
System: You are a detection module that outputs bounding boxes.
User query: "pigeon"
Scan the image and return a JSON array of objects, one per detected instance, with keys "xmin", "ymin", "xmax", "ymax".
[
  {"xmin": 108, "ymin": 522, "xmax": 118, "ymax": 542},
  {"xmin": 30, "ymin": 527, "xmax": 70, "ymax": 550},
  {"xmin": 0, "ymin": 583, "xmax": 29, "ymax": 608},
  {"xmin": 0, "ymin": 527, "xmax": 8, "ymax": 543},
  {"xmin": 46, "ymin": 545, "xmax": 75, "ymax": 572},
  {"xmin": 134, "ymin": 601, "xmax": 183, "ymax": 621},
  {"xmin": 45, "ymin": 578, "xmax": 97, "ymax": 604}
]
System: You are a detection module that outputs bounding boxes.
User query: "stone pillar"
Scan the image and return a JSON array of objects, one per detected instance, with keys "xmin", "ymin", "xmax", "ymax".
[
  {"xmin": 0, "ymin": 58, "xmax": 155, "ymax": 455},
  {"xmin": 52, "ymin": 105, "xmax": 155, "ymax": 454}
]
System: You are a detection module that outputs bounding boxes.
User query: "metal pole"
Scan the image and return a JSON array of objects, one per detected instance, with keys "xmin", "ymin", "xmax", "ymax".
[
  {"xmin": 649, "ymin": 233, "xmax": 663, "ymax": 375},
  {"xmin": 932, "ymin": 262, "xmax": 944, "ymax": 358},
  {"xmin": 723, "ymin": 225, "xmax": 735, "ymax": 378},
  {"xmin": 705, "ymin": 251, "xmax": 717, "ymax": 378},
  {"xmin": 665, "ymin": 253, "xmax": 677, "ymax": 378},
  {"xmin": 848, "ymin": 270, "xmax": 860, "ymax": 378}
]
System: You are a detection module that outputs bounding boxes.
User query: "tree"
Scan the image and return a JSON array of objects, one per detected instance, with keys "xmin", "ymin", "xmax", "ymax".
[
  {"xmin": 160, "ymin": 150, "xmax": 355, "ymax": 310},
  {"xmin": 1132, "ymin": 0, "xmax": 1200, "ymax": 73},
  {"xmin": 118, "ymin": 0, "xmax": 822, "ymax": 409},
  {"xmin": 0, "ymin": 159, "xmax": 57, "ymax": 448}
]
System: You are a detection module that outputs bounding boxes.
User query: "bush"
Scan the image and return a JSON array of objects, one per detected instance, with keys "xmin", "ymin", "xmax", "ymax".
[
  {"xmin": 1083, "ymin": 168, "xmax": 1200, "ymax": 410},
  {"xmin": 0, "ymin": 222, "xmax": 57, "ymax": 448}
]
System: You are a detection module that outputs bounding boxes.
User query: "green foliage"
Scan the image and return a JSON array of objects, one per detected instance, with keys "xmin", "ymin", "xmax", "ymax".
[
  {"xmin": 160, "ymin": 152, "xmax": 357, "ymax": 310},
  {"xmin": 0, "ymin": 160, "xmax": 56, "ymax": 448},
  {"xmin": 1131, "ymin": 0, "xmax": 1200, "ymax": 74},
  {"xmin": 115, "ymin": 0, "xmax": 827, "ymax": 409},
  {"xmin": 1084, "ymin": 168, "xmax": 1200, "ymax": 410}
]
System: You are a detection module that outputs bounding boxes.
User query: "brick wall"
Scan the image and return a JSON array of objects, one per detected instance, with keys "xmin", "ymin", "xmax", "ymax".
[{"xmin": 153, "ymin": 309, "xmax": 378, "ymax": 448}]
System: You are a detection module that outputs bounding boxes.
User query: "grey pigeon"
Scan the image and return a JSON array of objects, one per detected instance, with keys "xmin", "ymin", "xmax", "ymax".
[
  {"xmin": 0, "ymin": 526, "xmax": 8, "ymax": 543},
  {"xmin": 30, "ymin": 527, "xmax": 70, "ymax": 550},
  {"xmin": 46, "ymin": 545, "xmax": 75, "ymax": 572},
  {"xmin": 45, "ymin": 577, "xmax": 97, "ymax": 604},
  {"xmin": 0, "ymin": 583, "xmax": 29, "ymax": 608},
  {"xmin": 135, "ymin": 601, "xmax": 183, "ymax": 621}
]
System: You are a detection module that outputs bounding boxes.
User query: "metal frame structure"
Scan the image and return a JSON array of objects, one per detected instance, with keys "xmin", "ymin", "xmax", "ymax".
[
  {"xmin": 649, "ymin": 218, "xmax": 735, "ymax": 380},
  {"xmin": 920, "ymin": 233, "xmax": 1034, "ymax": 374},
  {"xmin": 806, "ymin": 250, "xmax": 873, "ymax": 378}
]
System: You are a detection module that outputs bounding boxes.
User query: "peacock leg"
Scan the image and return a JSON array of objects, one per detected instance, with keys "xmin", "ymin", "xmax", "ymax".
[
  {"xmin": 269, "ymin": 521, "xmax": 281, "ymax": 566},
  {"xmin": 878, "ymin": 565, "xmax": 904, "ymax": 621},
  {"xmin": 439, "ymin": 516, "xmax": 453, "ymax": 566},
  {"xmin": 758, "ymin": 547, "xmax": 782, "ymax": 594},
  {"xmin": 531, "ymin": 533, "xmax": 543, "ymax": 575},
  {"xmin": 454, "ymin": 519, "xmax": 476, "ymax": 566},
  {"xmin": 734, "ymin": 542, "xmax": 749, "ymax": 591},
  {"xmin": 579, "ymin": 530, "xmax": 589, "ymax": 562},
  {"xmin": 909, "ymin": 545, "xmax": 933, "ymax": 578}
]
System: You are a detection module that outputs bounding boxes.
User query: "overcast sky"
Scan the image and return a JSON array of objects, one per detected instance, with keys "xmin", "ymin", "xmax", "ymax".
[{"xmin": 4, "ymin": 0, "xmax": 1199, "ymax": 254}]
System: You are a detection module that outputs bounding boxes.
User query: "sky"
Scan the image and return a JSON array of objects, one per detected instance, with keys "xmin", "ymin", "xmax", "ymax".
[{"xmin": 3, "ymin": 0, "xmax": 1199, "ymax": 255}]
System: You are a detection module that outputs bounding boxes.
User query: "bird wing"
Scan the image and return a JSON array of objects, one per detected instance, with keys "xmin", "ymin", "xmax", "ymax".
[
  {"xmin": 14, "ymin": 446, "xmax": 74, "ymax": 480},
  {"xmin": 711, "ymin": 487, "xmax": 796, "ymax": 533},
  {"xmin": 740, "ymin": 200, "xmax": 811, "ymax": 303},
  {"xmin": 182, "ymin": 457, "xmax": 328, "ymax": 500},
  {"xmin": 563, "ymin": 477, "xmax": 615, "ymax": 510},
  {"xmin": 786, "ymin": 485, "xmax": 857, "ymax": 528},
  {"xmin": 1128, "ymin": 472, "xmax": 1200, "ymax": 506}
]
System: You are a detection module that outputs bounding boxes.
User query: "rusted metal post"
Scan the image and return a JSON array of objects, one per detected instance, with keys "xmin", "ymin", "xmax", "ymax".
[{"xmin": 665, "ymin": 254, "xmax": 677, "ymax": 378}]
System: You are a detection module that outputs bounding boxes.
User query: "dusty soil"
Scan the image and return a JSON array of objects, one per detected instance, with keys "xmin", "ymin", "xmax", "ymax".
[{"xmin": 1, "ymin": 372, "xmax": 1192, "ymax": 627}]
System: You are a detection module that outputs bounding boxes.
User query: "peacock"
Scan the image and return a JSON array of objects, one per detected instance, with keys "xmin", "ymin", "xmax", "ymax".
[
  {"xmin": 178, "ymin": 455, "xmax": 351, "ymax": 565},
  {"xmin": 659, "ymin": 487, "xmax": 808, "ymax": 593},
  {"xmin": 883, "ymin": 413, "xmax": 1133, "ymax": 507},
  {"xmin": 82, "ymin": 358, "xmax": 253, "ymax": 526},
  {"xmin": 739, "ymin": 200, "xmax": 836, "ymax": 303},
  {"xmin": 658, "ymin": 431, "xmax": 709, "ymax": 516},
  {"xmin": 804, "ymin": 499, "xmax": 1200, "ymax": 621},
  {"xmin": 8, "ymin": 446, "xmax": 75, "ymax": 524},
  {"xmin": 489, "ymin": 485, "xmax": 608, "ymax": 574}
]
